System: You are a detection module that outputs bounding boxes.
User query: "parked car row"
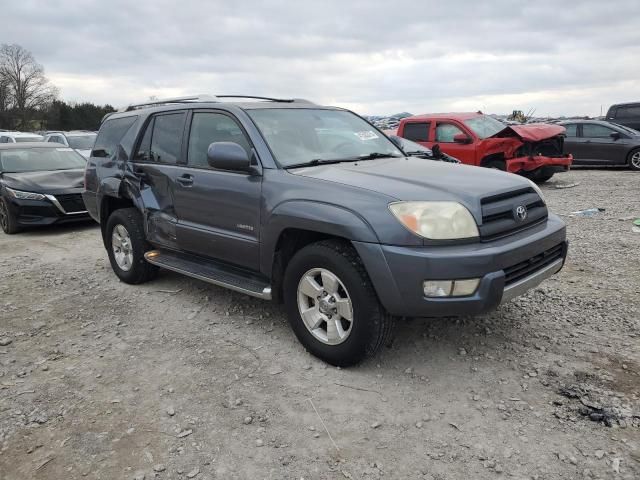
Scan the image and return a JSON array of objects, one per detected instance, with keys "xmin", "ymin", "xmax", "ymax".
[{"xmin": 0, "ymin": 130, "xmax": 97, "ymax": 159}]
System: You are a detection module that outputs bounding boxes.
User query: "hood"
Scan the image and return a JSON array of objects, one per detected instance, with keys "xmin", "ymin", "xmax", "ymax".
[
  {"xmin": 493, "ymin": 123, "xmax": 566, "ymax": 142},
  {"xmin": 0, "ymin": 168, "xmax": 85, "ymax": 194},
  {"xmin": 290, "ymin": 157, "xmax": 532, "ymax": 215}
]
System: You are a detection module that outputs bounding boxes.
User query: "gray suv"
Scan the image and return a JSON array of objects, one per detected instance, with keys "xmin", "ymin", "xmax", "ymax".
[{"xmin": 83, "ymin": 95, "xmax": 568, "ymax": 366}]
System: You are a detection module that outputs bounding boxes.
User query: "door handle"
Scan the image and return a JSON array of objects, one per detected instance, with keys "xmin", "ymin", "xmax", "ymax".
[{"xmin": 176, "ymin": 174, "xmax": 194, "ymax": 187}]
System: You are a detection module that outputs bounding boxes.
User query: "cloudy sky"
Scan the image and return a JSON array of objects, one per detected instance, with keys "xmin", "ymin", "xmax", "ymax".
[{"xmin": 4, "ymin": 0, "xmax": 640, "ymax": 116}]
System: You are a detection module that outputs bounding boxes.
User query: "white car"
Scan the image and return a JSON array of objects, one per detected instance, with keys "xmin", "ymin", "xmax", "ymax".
[
  {"xmin": 0, "ymin": 132, "xmax": 45, "ymax": 143},
  {"xmin": 44, "ymin": 131, "xmax": 97, "ymax": 158}
]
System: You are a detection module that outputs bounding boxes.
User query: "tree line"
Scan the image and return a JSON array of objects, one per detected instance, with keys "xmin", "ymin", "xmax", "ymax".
[{"xmin": 0, "ymin": 44, "xmax": 115, "ymax": 132}]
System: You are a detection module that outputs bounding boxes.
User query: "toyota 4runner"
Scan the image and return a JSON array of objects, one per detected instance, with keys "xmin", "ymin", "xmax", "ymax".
[{"xmin": 83, "ymin": 95, "xmax": 568, "ymax": 366}]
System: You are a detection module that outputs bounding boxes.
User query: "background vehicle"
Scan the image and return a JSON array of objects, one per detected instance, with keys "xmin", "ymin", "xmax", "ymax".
[
  {"xmin": 84, "ymin": 95, "xmax": 567, "ymax": 366},
  {"xmin": 395, "ymin": 113, "xmax": 573, "ymax": 182},
  {"xmin": 44, "ymin": 131, "xmax": 97, "ymax": 158},
  {"xmin": 605, "ymin": 102, "xmax": 640, "ymax": 130},
  {"xmin": 559, "ymin": 119, "xmax": 640, "ymax": 170},
  {"xmin": 0, "ymin": 132, "xmax": 44, "ymax": 143},
  {"xmin": 0, "ymin": 143, "xmax": 89, "ymax": 234}
]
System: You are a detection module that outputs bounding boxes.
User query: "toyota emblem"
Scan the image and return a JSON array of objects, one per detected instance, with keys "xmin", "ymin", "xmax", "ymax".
[{"xmin": 515, "ymin": 205, "xmax": 528, "ymax": 221}]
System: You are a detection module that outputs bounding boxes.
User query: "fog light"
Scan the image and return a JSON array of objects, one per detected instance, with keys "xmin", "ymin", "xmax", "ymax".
[
  {"xmin": 423, "ymin": 280, "xmax": 453, "ymax": 297},
  {"xmin": 452, "ymin": 279, "xmax": 480, "ymax": 296}
]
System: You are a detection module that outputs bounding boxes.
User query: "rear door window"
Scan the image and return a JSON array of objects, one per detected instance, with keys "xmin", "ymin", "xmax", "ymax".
[
  {"xmin": 94, "ymin": 116, "xmax": 137, "ymax": 158},
  {"xmin": 149, "ymin": 113, "xmax": 186, "ymax": 164},
  {"xmin": 402, "ymin": 122, "xmax": 430, "ymax": 142},
  {"xmin": 563, "ymin": 124, "xmax": 578, "ymax": 137}
]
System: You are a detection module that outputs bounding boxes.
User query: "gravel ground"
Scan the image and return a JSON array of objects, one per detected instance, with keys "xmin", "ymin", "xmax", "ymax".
[{"xmin": 0, "ymin": 168, "xmax": 638, "ymax": 480}]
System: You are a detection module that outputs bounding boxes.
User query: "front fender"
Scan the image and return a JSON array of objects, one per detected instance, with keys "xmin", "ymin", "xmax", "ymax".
[{"xmin": 260, "ymin": 200, "xmax": 379, "ymax": 276}]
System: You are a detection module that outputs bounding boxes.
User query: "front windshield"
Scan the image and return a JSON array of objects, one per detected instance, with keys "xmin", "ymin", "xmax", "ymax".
[
  {"xmin": 15, "ymin": 136, "xmax": 44, "ymax": 143},
  {"xmin": 0, "ymin": 147, "xmax": 86, "ymax": 173},
  {"xmin": 463, "ymin": 115, "xmax": 506, "ymax": 139},
  {"xmin": 247, "ymin": 108, "xmax": 403, "ymax": 167},
  {"xmin": 67, "ymin": 134, "xmax": 97, "ymax": 150}
]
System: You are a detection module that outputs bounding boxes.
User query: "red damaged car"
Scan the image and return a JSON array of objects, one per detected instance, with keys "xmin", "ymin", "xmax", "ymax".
[{"xmin": 395, "ymin": 112, "xmax": 572, "ymax": 182}]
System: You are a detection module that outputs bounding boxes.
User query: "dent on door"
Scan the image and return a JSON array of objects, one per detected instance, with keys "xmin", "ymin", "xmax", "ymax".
[{"xmin": 136, "ymin": 166, "xmax": 179, "ymax": 249}]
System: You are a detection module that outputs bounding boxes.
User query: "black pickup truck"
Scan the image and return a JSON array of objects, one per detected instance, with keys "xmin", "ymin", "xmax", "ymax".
[{"xmin": 83, "ymin": 95, "xmax": 568, "ymax": 366}]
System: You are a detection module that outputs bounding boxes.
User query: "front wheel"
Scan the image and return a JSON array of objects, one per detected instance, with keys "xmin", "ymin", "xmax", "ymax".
[
  {"xmin": 105, "ymin": 208, "xmax": 158, "ymax": 284},
  {"xmin": 628, "ymin": 148, "xmax": 640, "ymax": 171},
  {"xmin": 283, "ymin": 240, "xmax": 394, "ymax": 367},
  {"xmin": 0, "ymin": 197, "xmax": 20, "ymax": 234}
]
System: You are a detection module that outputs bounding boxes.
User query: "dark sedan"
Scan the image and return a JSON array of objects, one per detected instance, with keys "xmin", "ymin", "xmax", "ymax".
[
  {"xmin": 559, "ymin": 120, "xmax": 640, "ymax": 170},
  {"xmin": 0, "ymin": 143, "xmax": 90, "ymax": 234}
]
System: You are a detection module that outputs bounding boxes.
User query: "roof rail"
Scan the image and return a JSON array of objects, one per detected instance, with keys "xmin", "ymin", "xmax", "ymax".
[
  {"xmin": 216, "ymin": 95, "xmax": 311, "ymax": 103},
  {"xmin": 122, "ymin": 94, "xmax": 218, "ymax": 112}
]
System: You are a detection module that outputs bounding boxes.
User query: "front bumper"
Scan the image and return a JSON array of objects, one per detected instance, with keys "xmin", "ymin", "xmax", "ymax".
[
  {"xmin": 506, "ymin": 154, "xmax": 573, "ymax": 174},
  {"xmin": 354, "ymin": 213, "xmax": 567, "ymax": 318},
  {"xmin": 4, "ymin": 194, "xmax": 90, "ymax": 227}
]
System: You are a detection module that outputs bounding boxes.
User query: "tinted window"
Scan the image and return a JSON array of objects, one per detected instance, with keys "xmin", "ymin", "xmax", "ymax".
[
  {"xmin": 403, "ymin": 122, "xmax": 430, "ymax": 142},
  {"xmin": 150, "ymin": 113, "xmax": 185, "ymax": 164},
  {"xmin": 135, "ymin": 118, "xmax": 154, "ymax": 161},
  {"xmin": 582, "ymin": 124, "xmax": 615, "ymax": 138},
  {"xmin": 436, "ymin": 123, "xmax": 465, "ymax": 142},
  {"xmin": 94, "ymin": 116, "xmax": 137, "ymax": 157},
  {"xmin": 188, "ymin": 112, "xmax": 251, "ymax": 168},
  {"xmin": 563, "ymin": 124, "xmax": 577, "ymax": 137},
  {"xmin": 616, "ymin": 105, "xmax": 640, "ymax": 118}
]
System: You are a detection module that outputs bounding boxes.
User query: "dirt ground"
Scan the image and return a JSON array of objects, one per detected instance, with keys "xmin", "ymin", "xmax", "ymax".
[{"xmin": 0, "ymin": 168, "xmax": 638, "ymax": 480}]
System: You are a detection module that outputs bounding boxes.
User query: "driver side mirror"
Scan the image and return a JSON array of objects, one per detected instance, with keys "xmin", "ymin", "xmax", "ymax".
[
  {"xmin": 610, "ymin": 131, "xmax": 622, "ymax": 140},
  {"xmin": 453, "ymin": 133, "xmax": 472, "ymax": 144},
  {"xmin": 207, "ymin": 142, "xmax": 252, "ymax": 172}
]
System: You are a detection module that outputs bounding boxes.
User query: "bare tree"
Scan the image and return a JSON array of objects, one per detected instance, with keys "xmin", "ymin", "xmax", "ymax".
[{"xmin": 0, "ymin": 44, "xmax": 58, "ymax": 128}]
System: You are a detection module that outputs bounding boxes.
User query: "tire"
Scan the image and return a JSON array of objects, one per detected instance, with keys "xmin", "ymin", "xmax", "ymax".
[
  {"xmin": 484, "ymin": 159, "xmax": 505, "ymax": 171},
  {"xmin": 0, "ymin": 197, "xmax": 20, "ymax": 234},
  {"xmin": 627, "ymin": 148, "xmax": 640, "ymax": 171},
  {"xmin": 283, "ymin": 239, "xmax": 395, "ymax": 367},
  {"xmin": 533, "ymin": 171, "xmax": 554, "ymax": 183},
  {"xmin": 105, "ymin": 208, "xmax": 158, "ymax": 284}
]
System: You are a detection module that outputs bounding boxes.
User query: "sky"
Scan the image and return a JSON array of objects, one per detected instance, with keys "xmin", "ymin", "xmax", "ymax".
[{"xmin": 3, "ymin": 0, "xmax": 640, "ymax": 117}]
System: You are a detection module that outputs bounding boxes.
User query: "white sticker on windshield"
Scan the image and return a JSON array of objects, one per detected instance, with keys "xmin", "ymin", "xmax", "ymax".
[
  {"xmin": 354, "ymin": 130, "xmax": 379, "ymax": 141},
  {"xmin": 56, "ymin": 148, "xmax": 73, "ymax": 151}
]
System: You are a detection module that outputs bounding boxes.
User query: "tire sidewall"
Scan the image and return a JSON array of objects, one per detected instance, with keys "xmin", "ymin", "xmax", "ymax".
[
  {"xmin": 0, "ymin": 197, "xmax": 18, "ymax": 234},
  {"xmin": 628, "ymin": 148, "xmax": 640, "ymax": 171},
  {"xmin": 105, "ymin": 209, "xmax": 152, "ymax": 283},
  {"xmin": 284, "ymin": 246, "xmax": 378, "ymax": 366}
]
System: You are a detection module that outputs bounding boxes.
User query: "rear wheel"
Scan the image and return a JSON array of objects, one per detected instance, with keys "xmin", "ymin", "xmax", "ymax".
[
  {"xmin": 0, "ymin": 197, "xmax": 20, "ymax": 234},
  {"xmin": 283, "ymin": 239, "xmax": 395, "ymax": 367},
  {"xmin": 628, "ymin": 148, "xmax": 640, "ymax": 171},
  {"xmin": 105, "ymin": 208, "xmax": 158, "ymax": 284}
]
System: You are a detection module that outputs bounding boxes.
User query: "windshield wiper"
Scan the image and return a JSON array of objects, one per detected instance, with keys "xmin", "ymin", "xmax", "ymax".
[
  {"xmin": 355, "ymin": 152, "xmax": 401, "ymax": 160},
  {"xmin": 284, "ymin": 158, "xmax": 357, "ymax": 169}
]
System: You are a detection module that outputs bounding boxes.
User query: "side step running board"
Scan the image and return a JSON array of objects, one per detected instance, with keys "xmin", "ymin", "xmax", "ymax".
[{"xmin": 145, "ymin": 250, "xmax": 272, "ymax": 300}]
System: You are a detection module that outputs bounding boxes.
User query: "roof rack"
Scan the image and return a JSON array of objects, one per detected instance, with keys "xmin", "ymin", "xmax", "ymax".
[
  {"xmin": 123, "ymin": 94, "xmax": 218, "ymax": 112},
  {"xmin": 216, "ymin": 95, "xmax": 298, "ymax": 103}
]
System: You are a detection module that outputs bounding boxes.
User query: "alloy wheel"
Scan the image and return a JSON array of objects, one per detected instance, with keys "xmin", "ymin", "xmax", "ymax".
[
  {"xmin": 631, "ymin": 151, "xmax": 640, "ymax": 169},
  {"xmin": 297, "ymin": 268, "xmax": 354, "ymax": 345},
  {"xmin": 112, "ymin": 224, "xmax": 134, "ymax": 271}
]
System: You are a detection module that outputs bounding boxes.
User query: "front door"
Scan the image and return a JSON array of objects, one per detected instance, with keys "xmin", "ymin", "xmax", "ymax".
[
  {"xmin": 433, "ymin": 122, "xmax": 476, "ymax": 164},
  {"xmin": 131, "ymin": 111, "xmax": 187, "ymax": 248},
  {"xmin": 173, "ymin": 110, "xmax": 261, "ymax": 271},
  {"xmin": 580, "ymin": 123, "xmax": 628, "ymax": 164}
]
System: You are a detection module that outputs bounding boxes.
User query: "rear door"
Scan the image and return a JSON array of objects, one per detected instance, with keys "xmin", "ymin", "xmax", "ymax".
[
  {"xmin": 561, "ymin": 123, "xmax": 582, "ymax": 162},
  {"xmin": 173, "ymin": 110, "xmax": 261, "ymax": 270},
  {"xmin": 131, "ymin": 111, "xmax": 187, "ymax": 248},
  {"xmin": 580, "ymin": 123, "xmax": 627, "ymax": 164},
  {"xmin": 434, "ymin": 121, "xmax": 476, "ymax": 164},
  {"xmin": 401, "ymin": 121, "xmax": 431, "ymax": 147}
]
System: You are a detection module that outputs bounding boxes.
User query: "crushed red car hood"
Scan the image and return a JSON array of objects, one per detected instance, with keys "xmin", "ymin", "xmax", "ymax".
[{"xmin": 493, "ymin": 123, "xmax": 566, "ymax": 142}]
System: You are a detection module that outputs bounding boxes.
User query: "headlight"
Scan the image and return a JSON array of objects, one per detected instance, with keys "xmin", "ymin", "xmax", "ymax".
[
  {"xmin": 5, "ymin": 186, "xmax": 46, "ymax": 200},
  {"xmin": 389, "ymin": 201, "xmax": 479, "ymax": 240},
  {"xmin": 527, "ymin": 179, "xmax": 546, "ymax": 204}
]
